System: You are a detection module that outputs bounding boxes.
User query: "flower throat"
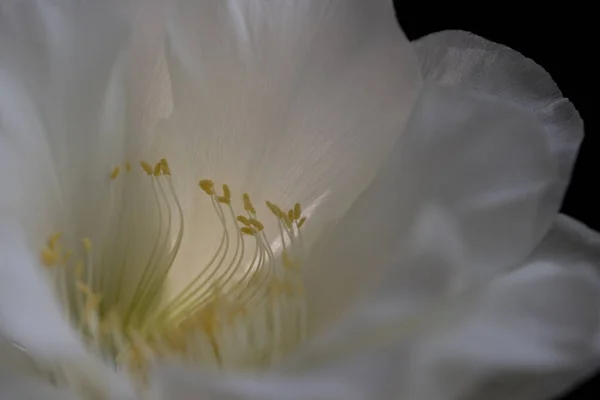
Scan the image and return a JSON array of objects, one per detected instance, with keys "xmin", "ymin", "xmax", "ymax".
[{"xmin": 40, "ymin": 158, "xmax": 307, "ymax": 378}]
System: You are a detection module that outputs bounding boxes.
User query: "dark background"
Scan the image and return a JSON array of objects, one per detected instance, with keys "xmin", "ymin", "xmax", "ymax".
[{"xmin": 393, "ymin": 5, "xmax": 597, "ymax": 400}]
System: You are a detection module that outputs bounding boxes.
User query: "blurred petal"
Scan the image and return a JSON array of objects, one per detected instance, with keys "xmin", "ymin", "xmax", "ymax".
[
  {"xmin": 407, "ymin": 215, "xmax": 600, "ymax": 400},
  {"xmin": 0, "ymin": 222, "xmax": 137, "ymax": 399},
  {"xmin": 0, "ymin": 0, "xmax": 129, "ymax": 242},
  {"xmin": 0, "ymin": 221, "xmax": 83, "ymax": 364},
  {"xmin": 155, "ymin": 0, "xmax": 421, "ymax": 277},
  {"xmin": 157, "ymin": 215, "xmax": 600, "ymax": 400},
  {"xmin": 304, "ymin": 74, "xmax": 582, "ymax": 330}
]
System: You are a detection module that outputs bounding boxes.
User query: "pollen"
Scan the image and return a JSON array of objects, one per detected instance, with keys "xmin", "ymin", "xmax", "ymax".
[
  {"xmin": 110, "ymin": 166, "xmax": 120, "ymax": 180},
  {"xmin": 39, "ymin": 158, "xmax": 308, "ymax": 380}
]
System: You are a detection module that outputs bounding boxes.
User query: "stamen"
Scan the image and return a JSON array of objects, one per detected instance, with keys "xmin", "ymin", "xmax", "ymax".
[{"xmin": 39, "ymin": 160, "xmax": 308, "ymax": 378}]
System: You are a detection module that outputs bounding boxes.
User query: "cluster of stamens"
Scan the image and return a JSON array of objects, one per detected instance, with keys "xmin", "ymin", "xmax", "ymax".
[{"xmin": 39, "ymin": 158, "xmax": 307, "ymax": 379}]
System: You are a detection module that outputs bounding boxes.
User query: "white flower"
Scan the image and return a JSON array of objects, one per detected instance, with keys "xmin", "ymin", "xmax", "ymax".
[{"xmin": 0, "ymin": 1, "xmax": 597, "ymax": 400}]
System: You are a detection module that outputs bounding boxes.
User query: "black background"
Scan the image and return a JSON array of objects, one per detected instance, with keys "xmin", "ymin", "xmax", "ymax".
[{"xmin": 393, "ymin": 5, "xmax": 597, "ymax": 400}]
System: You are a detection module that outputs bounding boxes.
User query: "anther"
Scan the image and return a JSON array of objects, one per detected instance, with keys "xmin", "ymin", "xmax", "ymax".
[
  {"xmin": 199, "ymin": 179, "xmax": 215, "ymax": 195},
  {"xmin": 110, "ymin": 166, "xmax": 120, "ymax": 180},
  {"xmin": 140, "ymin": 161, "xmax": 153, "ymax": 176},
  {"xmin": 243, "ymin": 193, "xmax": 256, "ymax": 215}
]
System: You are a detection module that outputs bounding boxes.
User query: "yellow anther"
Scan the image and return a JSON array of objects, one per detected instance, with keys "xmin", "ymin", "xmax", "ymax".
[
  {"xmin": 298, "ymin": 217, "xmax": 307, "ymax": 228},
  {"xmin": 110, "ymin": 166, "xmax": 120, "ymax": 180},
  {"xmin": 160, "ymin": 158, "xmax": 171, "ymax": 176},
  {"xmin": 41, "ymin": 246, "xmax": 59, "ymax": 268},
  {"xmin": 282, "ymin": 212, "xmax": 293, "ymax": 229},
  {"xmin": 243, "ymin": 193, "xmax": 256, "ymax": 214},
  {"xmin": 217, "ymin": 184, "xmax": 231, "ymax": 204},
  {"xmin": 153, "ymin": 162, "xmax": 162, "ymax": 177},
  {"xmin": 47, "ymin": 232, "xmax": 62, "ymax": 250},
  {"xmin": 293, "ymin": 203, "xmax": 302, "ymax": 220},
  {"xmin": 199, "ymin": 179, "xmax": 215, "ymax": 195},
  {"xmin": 125, "ymin": 162, "xmax": 132, "ymax": 172},
  {"xmin": 266, "ymin": 201, "xmax": 283, "ymax": 218},
  {"xmin": 237, "ymin": 215, "xmax": 251, "ymax": 226},
  {"xmin": 287, "ymin": 209, "xmax": 294, "ymax": 222},
  {"xmin": 222, "ymin": 184, "xmax": 231, "ymax": 200},
  {"xmin": 140, "ymin": 161, "xmax": 153, "ymax": 175},
  {"xmin": 81, "ymin": 237, "xmax": 93, "ymax": 253},
  {"xmin": 248, "ymin": 218, "xmax": 264, "ymax": 231},
  {"xmin": 240, "ymin": 226, "xmax": 256, "ymax": 236}
]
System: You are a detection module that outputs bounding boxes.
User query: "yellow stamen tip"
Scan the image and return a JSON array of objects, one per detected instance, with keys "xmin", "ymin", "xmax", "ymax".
[
  {"xmin": 153, "ymin": 162, "xmax": 162, "ymax": 177},
  {"xmin": 140, "ymin": 161, "xmax": 153, "ymax": 175},
  {"xmin": 125, "ymin": 162, "xmax": 132, "ymax": 172},
  {"xmin": 110, "ymin": 166, "xmax": 120, "ymax": 180},
  {"xmin": 47, "ymin": 232, "xmax": 62, "ymax": 250},
  {"xmin": 41, "ymin": 246, "xmax": 59, "ymax": 268},
  {"xmin": 160, "ymin": 158, "xmax": 171, "ymax": 176},
  {"xmin": 240, "ymin": 226, "xmax": 256, "ymax": 236},
  {"xmin": 222, "ymin": 184, "xmax": 231, "ymax": 200},
  {"xmin": 243, "ymin": 193, "xmax": 256, "ymax": 214},
  {"xmin": 248, "ymin": 218, "xmax": 264, "ymax": 231},
  {"xmin": 199, "ymin": 179, "xmax": 215, "ymax": 195},
  {"xmin": 293, "ymin": 203, "xmax": 302, "ymax": 220},
  {"xmin": 237, "ymin": 215, "xmax": 251, "ymax": 226}
]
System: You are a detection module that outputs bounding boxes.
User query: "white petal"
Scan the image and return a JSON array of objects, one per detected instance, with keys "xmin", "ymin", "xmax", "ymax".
[
  {"xmin": 414, "ymin": 30, "xmax": 582, "ymax": 188},
  {"xmin": 155, "ymin": 0, "xmax": 421, "ymax": 254},
  {"xmin": 406, "ymin": 215, "xmax": 600, "ymax": 400},
  {"xmin": 0, "ymin": 221, "xmax": 84, "ymax": 364},
  {"xmin": 157, "ymin": 215, "xmax": 600, "ymax": 400},
  {"xmin": 304, "ymin": 76, "xmax": 582, "ymax": 330},
  {"xmin": 0, "ymin": 222, "xmax": 137, "ymax": 399},
  {"xmin": 0, "ymin": 0, "xmax": 129, "ymax": 241}
]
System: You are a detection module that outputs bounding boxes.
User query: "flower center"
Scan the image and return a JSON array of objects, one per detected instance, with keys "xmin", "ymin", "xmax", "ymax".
[{"xmin": 40, "ymin": 159, "xmax": 307, "ymax": 378}]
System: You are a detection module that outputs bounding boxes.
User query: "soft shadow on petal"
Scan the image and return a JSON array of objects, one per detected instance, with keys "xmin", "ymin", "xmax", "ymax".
[
  {"xmin": 155, "ymin": 0, "xmax": 421, "ymax": 273},
  {"xmin": 406, "ymin": 215, "xmax": 600, "ymax": 400},
  {"xmin": 414, "ymin": 30, "xmax": 582, "ymax": 190},
  {"xmin": 156, "ymin": 215, "xmax": 600, "ymax": 400},
  {"xmin": 303, "ymin": 79, "xmax": 581, "ymax": 333},
  {"xmin": 0, "ymin": 1, "xmax": 129, "ymax": 242}
]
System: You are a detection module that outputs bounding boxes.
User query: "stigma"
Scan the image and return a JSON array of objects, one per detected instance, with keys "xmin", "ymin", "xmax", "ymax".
[{"xmin": 40, "ymin": 158, "xmax": 307, "ymax": 378}]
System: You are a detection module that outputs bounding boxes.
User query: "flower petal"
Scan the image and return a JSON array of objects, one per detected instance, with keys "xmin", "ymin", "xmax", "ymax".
[
  {"xmin": 0, "ymin": 222, "xmax": 138, "ymax": 399},
  {"xmin": 0, "ymin": 0, "xmax": 129, "ymax": 242},
  {"xmin": 302, "ymin": 31, "xmax": 583, "ymax": 329},
  {"xmin": 414, "ymin": 30, "xmax": 582, "ymax": 189},
  {"xmin": 156, "ymin": 0, "xmax": 420, "ymax": 241},
  {"xmin": 0, "ymin": 221, "xmax": 83, "ymax": 365},
  {"xmin": 156, "ymin": 215, "xmax": 600, "ymax": 400},
  {"xmin": 406, "ymin": 215, "xmax": 600, "ymax": 400}
]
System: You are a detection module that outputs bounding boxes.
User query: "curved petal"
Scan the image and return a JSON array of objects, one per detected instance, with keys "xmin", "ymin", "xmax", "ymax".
[
  {"xmin": 157, "ymin": 215, "xmax": 600, "ymax": 400},
  {"xmin": 0, "ymin": 3, "xmax": 138, "ymax": 396},
  {"xmin": 0, "ymin": 0, "xmax": 130, "ymax": 243},
  {"xmin": 414, "ymin": 30, "xmax": 582, "ymax": 190},
  {"xmin": 405, "ymin": 215, "xmax": 600, "ymax": 400},
  {"xmin": 0, "ymin": 222, "xmax": 137, "ymax": 399},
  {"xmin": 302, "ymin": 32, "xmax": 583, "ymax": 330},
  {"xmin": 154, "ymin": 0, "xmax": 421, "ymax": 276}
]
